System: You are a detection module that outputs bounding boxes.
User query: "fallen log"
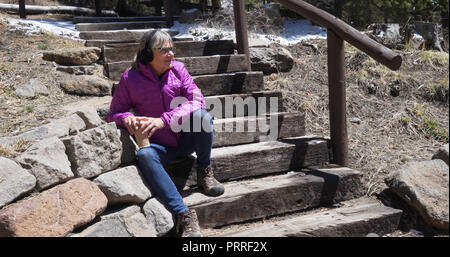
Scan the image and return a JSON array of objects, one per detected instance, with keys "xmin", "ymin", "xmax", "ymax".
[{"xmin": 0, "ymin": 3, "xmax": 116, "ymax": 16}]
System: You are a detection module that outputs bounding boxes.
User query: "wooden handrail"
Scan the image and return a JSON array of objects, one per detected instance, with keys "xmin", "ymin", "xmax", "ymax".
[
  {"xmin": 277, "ymin": 0, "xmax": 402, "ymax": 70},
  {"xmin": 232, "ymin": 0, "xmax": 403, "ymax": 166}
]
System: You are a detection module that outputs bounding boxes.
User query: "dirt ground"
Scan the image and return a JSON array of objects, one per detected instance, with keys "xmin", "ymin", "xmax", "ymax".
[{"xmin": 0, "ymin": 11, "xmax": 448, "ymax": 237}]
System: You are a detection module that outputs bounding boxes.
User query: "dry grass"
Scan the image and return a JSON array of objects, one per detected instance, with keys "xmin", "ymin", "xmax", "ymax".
[{"xmin": 266, "ymin": 39, "xmax": 448, "ymax": 199}]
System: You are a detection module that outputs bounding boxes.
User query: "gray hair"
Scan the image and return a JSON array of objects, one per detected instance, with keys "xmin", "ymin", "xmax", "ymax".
[{"xmin": 131, "ymin": 30, "xmax": 173, "ymax": 71}]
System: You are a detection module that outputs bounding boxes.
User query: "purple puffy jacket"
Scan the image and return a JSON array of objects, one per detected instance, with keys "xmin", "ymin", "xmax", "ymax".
[{"xmin": 107, "ymin": 61, "xmax": 206, "ymax": 147}]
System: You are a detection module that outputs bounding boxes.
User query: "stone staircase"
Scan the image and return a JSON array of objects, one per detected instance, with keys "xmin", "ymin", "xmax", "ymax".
[
  {"xmin": 75, "ymin": 14, "xmax": 404, "ymax": 235},
  {"xmin": 0, "ymin": 21, "xmax": 403, "ymax": 237},
  {"xmin": 90, "ymin": 27, "xmax": 402, "ymax": 236}
]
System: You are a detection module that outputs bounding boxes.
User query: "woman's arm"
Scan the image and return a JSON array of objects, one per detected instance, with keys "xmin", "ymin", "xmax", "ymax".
[
  {"xmin": 106, "ymin": 75, "xmax": 136, "ymax": 132},
  {"xmin": 160, "ymin": 64, "xmax": 206, "ymax": 126}
]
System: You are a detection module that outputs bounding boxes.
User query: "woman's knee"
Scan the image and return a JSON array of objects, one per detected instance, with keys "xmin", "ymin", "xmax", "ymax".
[
  {"xmin": 192, "ymin": 109, "xmax": 213, "ymax": 129},
  {"xmin": 136, "ymin": 147, "xmax": 160, "ymax": 164}
]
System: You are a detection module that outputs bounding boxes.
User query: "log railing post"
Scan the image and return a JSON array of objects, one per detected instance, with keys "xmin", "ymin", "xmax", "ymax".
[
  {"xmin": 19, "ymin": 0, "xmax": 26, "ymax": 19},
  {"xmin": 232, "ymin": 0, "xmax": 251, "ymax": 71},
  {"xmin": 327, "ymin": 29, "xmax": 348, "ymax": 166}
]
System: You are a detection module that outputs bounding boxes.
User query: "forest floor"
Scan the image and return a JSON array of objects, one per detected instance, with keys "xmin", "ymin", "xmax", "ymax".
[{"xmin": 0, "ymin": 10, "xmax": 448, "ymax": 237}]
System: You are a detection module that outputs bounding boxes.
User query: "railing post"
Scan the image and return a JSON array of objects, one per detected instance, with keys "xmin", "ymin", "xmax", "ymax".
[
  {"xmin": 163, "ymin": 0, "xmax": 174, "ymax": 27},
  {"xmin": 232, "ymin": 0, "xmax": 251, "ymax": 71},
  {"xmin": 19, "ymin": 0, "xmax": 26, "ymax": 19},
  {"xmin": 327, "ymin": 29, "xmax": 348, "ymax": 167}
]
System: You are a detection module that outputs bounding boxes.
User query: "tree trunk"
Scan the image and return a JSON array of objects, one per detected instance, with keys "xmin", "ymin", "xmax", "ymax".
[
  {"xmin": 334, "ymin": 0, "xmax": 342, "ymax": 19},
  {"xmin": 172, "ymin": 0, "xmax": 182, "ymax": 16},
  {"xmin": 95, "ymin": 0, "xmax": 102, "ymax": 16},
  {"xmin": 19, "ymin": 0, "xmax": 26, "ymax": 19}
]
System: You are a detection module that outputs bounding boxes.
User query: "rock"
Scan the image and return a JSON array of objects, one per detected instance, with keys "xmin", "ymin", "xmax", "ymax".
[
  {"xmin": 14, "ymin": 79, "xmax": 49, "ymax": 98},
  {"xmin": 46, "ymin": 113, "xmax": 87, "ymax": 137},
  {"xmin": 0, "ymin": 157, "xmax": 36, "ymax": 209},
  {"xmin": 0, "ymin": 178, "xmax": 107, "ymax": 237},
  {"xmin": 42, "ymin": 47, "xmax": 101, "ymax": 65},
  {"xmin": 93, "ymin": 166, "xmax": 152, "ymax": 205},
  {"xmin": 56, "ymin": 64, "xmax": 99, "ymax": 75},
  {"xmin": 178, "ymin": 8, "xmax": 202, "ymax": 24},
  {"xmin": 433, "ymin": 144, "xmax": 449, "ymax": 166},
  {"xmin": 262, "ymin": 3, "xmax": 284, "ymax": 26},
  {"xmin": 366, "ymin": 233, "xmax": 379, "ymax": 237},
  {"xmin": 62, "ymin": 122, "xmax": 122, "ymax": 178},
  {"xmin": 350, "ymin": 118, "xmax": 362, "ymax": 124},
  {"xmin": 143, "ymin": 198, "xmax": 174, "ymax": 237},
  {"xmin": 410, "ymin": 33, "xmax": 425, "ymax": 50},
  {"xmin": 118, "ymin": 128, "xmax": 139, "ymax": 166},
  {"xmin": 367, "ymin": 23, "xmax": 403, "ymax": 47},
  {"xmin": 74, "ymin": 105, "xmax": 104, "ymax": 130},
  {"xmin": 249, "ymin": 47, "xmax": 294, "ymax": 75},
  {"xmin": 60, "ymin": 75, "xmax": 112, "ymax": 96},
  {"xmin": 71, "ymin": 218, "xmax": 130, "ymax": 237},
  {"xmin": 72, "ymin": 205, "xmax": 156, "ymax": 237},
  {"xmin": 97, "ymin": 105, "xmax": 110, "ymax": 122},
  {"xmin": 0, "ymin": 113, "xmax": 87, "ymax": 147},
  {"xmin": 385, "ymin": 160, "xmax": 449, "ymax": 231},
  {"xmin": 16, "ymin": 137, "xmax": 74, "ymax": 191},
  {"xmin": 414, "ymin": 21, "xmax": 445, "ymax": 51}
]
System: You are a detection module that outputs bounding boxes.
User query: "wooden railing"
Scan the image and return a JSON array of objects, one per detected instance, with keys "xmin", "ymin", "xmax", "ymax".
[{"xmin": 233, "ymin": 0, "xmax": 402, "ymax": 166}]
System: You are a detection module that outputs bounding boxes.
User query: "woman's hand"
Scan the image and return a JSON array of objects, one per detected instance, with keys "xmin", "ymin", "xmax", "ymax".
[
  {"xmin": 124, "ymin": 115, "xmax": 139, "ymax": 135},
  {"xmin": 135, "ymin": 117, "xmax": 166, "ymax": 138}
]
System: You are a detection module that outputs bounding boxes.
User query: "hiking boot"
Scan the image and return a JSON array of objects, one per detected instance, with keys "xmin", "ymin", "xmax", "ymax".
[
  {"xmin": 176, "ymin": 209, "xmax": 202, "ymax": 237},
  {"xmin": 197, "ymin": 165, "xmax": 225, "ymax": 196}
]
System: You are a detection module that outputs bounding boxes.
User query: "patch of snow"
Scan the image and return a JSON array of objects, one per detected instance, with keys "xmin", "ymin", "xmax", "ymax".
[
  {"xmin": 413, "ymin": 33, "xmax": 423, "ymax": 40},
  {"xmin": 4, "ymin": 12, "xmax": 327, "ymax": 46},
  {"xmin": 5, "ymin": 17, "xmax": 80, "ymax": 40},
  {"xmin": 184, "ymin": 8, "xmax": 199, "ymax": 14},
  {"xmin": 171, "ymin": 18, "xmax": 326, "ymax": 46}
]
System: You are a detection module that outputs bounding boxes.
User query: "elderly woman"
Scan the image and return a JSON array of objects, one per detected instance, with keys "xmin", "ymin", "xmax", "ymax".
[{"xmin": 107, "ymin": 30, "xmax": 225, "ymax": 237}]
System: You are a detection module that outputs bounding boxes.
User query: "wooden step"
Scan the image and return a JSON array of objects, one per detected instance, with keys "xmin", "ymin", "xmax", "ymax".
[
  {"xmin": 105, "ymin": 90, "xmax": 282, "ymax": 120},
  {"xmin": 218, "ymin": 197, "xmax": 402, "ymax": 237},
  {"xmin": 195, "ymin": 71, "xmax": 263, "ymax": 96},
  {"xmin": 205, "ymin": 91, "xmax": 283, "ymax": 118},
  {"xmin": 85, "ymin": 37, "xmax": 193, "ymax": 48},
  {"xmin": 177, "ymin": 55, "xmax": 249, "ymax": 75},
  {"xmin": 103, "ymin": 40, "xmax": 235, "ymax": 62},
  {"xmin": 106, "ymin": 54, "xmax": 248, "ymax": 81},
  {"xmin": 73, "ymin": 15, "xmax": 173, "ymax": 24},
  {"xmin": 78, "ymin": 28, "xmax": 179, "ymax": 41},
  {"xmin": 181, "ymin": 165, "xmax": 365, "ymax": 228},
  {"xmin": 112, "ymin": 72, "xmax": 265, "ymax": 98},
  {"xmin": 76, "ymin": 21, "xmax": 167, "ymax": 31},
  {"xmin": 212, "ymin": 112, "xmax": 305, "ymax": 147},
  {"xmin": 167, "ymin": 136, "xmax": 331, "ymax": 188}
]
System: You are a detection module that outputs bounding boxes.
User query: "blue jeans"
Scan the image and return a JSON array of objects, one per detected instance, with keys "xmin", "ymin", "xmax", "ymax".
[{"xmin": 136, "ymin": 109, "xmax": 214, "ymax": 215}]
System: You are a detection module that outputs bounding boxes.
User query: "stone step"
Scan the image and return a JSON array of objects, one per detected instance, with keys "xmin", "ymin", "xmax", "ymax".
[
  {"xmin": 76, "ymin": 21, "xmax": 167, "ymax": 32},
  {"xmin": 217, "ymin": 197, "xmax": 402, "ymax": 237},
  {"xmin": 106, "ymin": 54, "xmax": 249, "ymax": 81},
  {"xmin": 167, "ymin": 136, "xmax": 331, "ymax": 189},
  {"xmin": 181, "ymin": 165, "xmax": 365, "ymax": 228},
  {"xmin": 103, "ymin": 40, "xmax": 235, "ymax": 62},
  {"xmin": 78, "ymin": 28, "xmax": 179, "ymax": 41},
  {"xmin": 85, "ymin": 37, "xmax": 193, "ymax": 48},
  {"xmin": 212, "ymin": 112, "xmax": 305, "ymax": 148},
  {"xmin": 73, "ymin": 15, "xmax": 179, "ymax": 24}
]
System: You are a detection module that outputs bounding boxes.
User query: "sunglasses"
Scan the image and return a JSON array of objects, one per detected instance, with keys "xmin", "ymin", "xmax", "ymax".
[{"xmin": 154, "ymin": 47, "xmax": 176, "ymax": 55}]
